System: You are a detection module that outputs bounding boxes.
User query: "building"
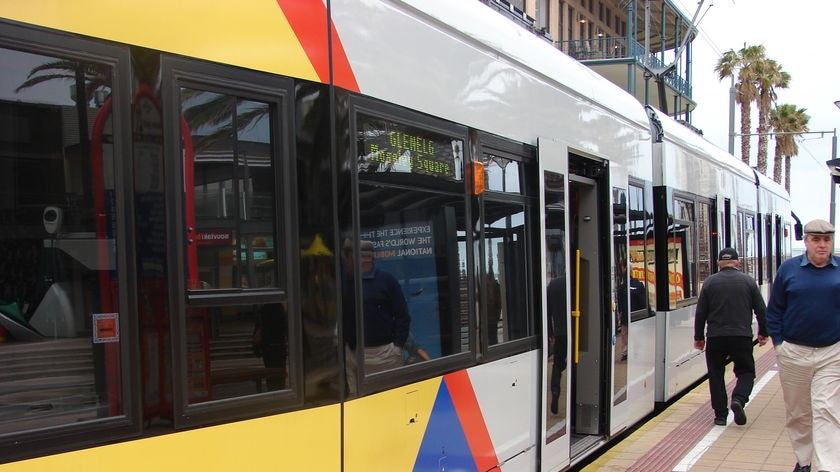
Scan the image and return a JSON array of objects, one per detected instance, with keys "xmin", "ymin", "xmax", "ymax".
[{"xmin": 483, "ymin": 0, "xmax": 700, "ymax": 133}]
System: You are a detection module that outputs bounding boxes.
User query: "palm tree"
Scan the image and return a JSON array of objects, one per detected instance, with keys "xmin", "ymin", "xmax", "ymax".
[
  {"xmin": 715, "ymin": 45, "xmax": 765, "ymax": 166},
  {"xmin": 754, "ymin": 59, "xmax": 791, "ymax": 175},
  {"xmin": 769, "ymin": 104, "xmax": 809, "ymax": 193}
]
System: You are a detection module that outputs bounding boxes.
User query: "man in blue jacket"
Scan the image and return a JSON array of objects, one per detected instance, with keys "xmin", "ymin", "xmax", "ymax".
[
  {"xmin": 768, "ymin": 219, "xmax": 840, "ymax": 472},
  {"xmin": 342, "ymin": 239, "xmax": 411, "ymax": 394},
  {"xmin": 694, "ymin": 247, "xmax": 767, "ymax": 427}
]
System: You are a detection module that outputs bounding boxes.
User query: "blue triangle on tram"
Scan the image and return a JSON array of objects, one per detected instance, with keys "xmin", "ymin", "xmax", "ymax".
[{"xmin": 412, "ymin": 381, "xmax": 478, "ymax": 472}]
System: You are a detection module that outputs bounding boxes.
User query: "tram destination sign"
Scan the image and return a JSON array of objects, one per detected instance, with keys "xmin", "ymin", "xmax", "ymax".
[{"xmin": 357, "ymin": 113, "xmax": 464, "ymax": 182}]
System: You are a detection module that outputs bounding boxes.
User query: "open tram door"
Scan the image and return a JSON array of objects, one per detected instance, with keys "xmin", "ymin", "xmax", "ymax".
[
  {"xmin": 567, "ymin": 153, "xmax": 609, "ymax": 453},
  {"xmin": 538, "ymin": 142, "xmax": 610, "ymax": 470},
  {"xmin": 537, "ymin": 138, "xmax": 572, "ymax": 472}
]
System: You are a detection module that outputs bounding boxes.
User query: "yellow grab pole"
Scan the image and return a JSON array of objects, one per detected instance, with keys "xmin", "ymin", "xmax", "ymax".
[{"xmin": 573, "ymin": 249, "xmax": 581, "ymax": 364}]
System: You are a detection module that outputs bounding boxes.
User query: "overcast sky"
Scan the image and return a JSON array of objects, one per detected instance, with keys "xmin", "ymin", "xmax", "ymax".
[{"xmin": 674, "ymin": 0, "xmax": 840, "ymax": 245}]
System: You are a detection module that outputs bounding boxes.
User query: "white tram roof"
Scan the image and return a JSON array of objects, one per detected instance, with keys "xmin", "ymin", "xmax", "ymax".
[
  {"xmin": 655, "ymin": 108, "xmax": 753, "ymax": 195},
  {"xmin": 333, "ymin": 0, "xmax": 651, "ymax": 152},
  {"xmin": 653, "ymin": 108, "xmax": 790, "ymax": 213}
]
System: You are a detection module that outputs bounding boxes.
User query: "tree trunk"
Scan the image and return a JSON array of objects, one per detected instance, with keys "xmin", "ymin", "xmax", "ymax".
[
  {"xmin": 756, "ymin": 107, "xmax": 769, "ymax": 174},
  {"xmin": 784, "ymin": 154, "xmax": 791, "ymax": 193},
  {"xmin": 773, "ymin": 142, "xmax": 783, "ymax": 183},
  {"xmin": 740, "ymin": 104, "xmax": 752, "ymax": 166}
]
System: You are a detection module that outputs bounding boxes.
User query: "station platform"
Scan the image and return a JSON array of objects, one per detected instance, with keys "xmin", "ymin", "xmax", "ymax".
[{"xmin": 577, "ymin": 341, "xmax": 798, "ymax": 472}]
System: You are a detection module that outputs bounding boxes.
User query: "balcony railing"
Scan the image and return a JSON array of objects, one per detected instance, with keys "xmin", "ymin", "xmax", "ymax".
[
  {"xmin": 559, "ymin": 36, "xmax": 628, "ymax": 60},
  {"xmin": 558, "ymin": 37, "xmax": 691, "ymax": 98}
]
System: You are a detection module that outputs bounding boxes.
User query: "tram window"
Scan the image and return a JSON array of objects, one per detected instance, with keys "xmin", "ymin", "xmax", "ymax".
[
  {"xmin": 182, "ymin": 90, "xmax": 280, "ymax": 291},
  {"xmin": 744, "ymin": 215, "xmax": 759, "ymax": 280},
  {"xmin": 484, "ymin": 201, "xmax": 531, "ymax": 344},
  {"xmin": 164, "ymin": 57, "xmax": 296, "ymax": 419},
  {"xmin": 696, "ymin": 201, "xmax": 712, "ymax": 287},
  {"xmin": 352, "ymin": 187, "xmax": 470, "ymax": 365},
  {"xmin": 0, "ymin": 42, "xmax": 124, "ymax": 434},
  {"xmin": 350, "ymin": 109, "xmax": 470, "ymax": 390},
  {"xmin": 774, "ymin": 216, "xmax": 785, "ymax": 273},
  {"xmin": 741, "ymin": 212, "xmax": 758, "ymax": 280},
  {"xmin": 613, "ymin": 187, "xmax": 629, "ymax": 404},
  {"xmin": 478, "ymin": 137, "xmax": 535, "ymax": 350},
  {"xmin": 669, "ymin": 197, "xmax": 697, "ymax": 307},
  {"xmin": 734, "ymin": 211, "xmax": 744, "ymax": 264},
  {"xmin": 627, "ymin": 183, "xmax": 654, "ymax": 321},
  {"xmin": 764, "ymin": 214, "xmax": 774, "ymax": 283},
  {"xmin": 185, "ymin": 303, "xmax": 289, "ymax": 402},
  {"xmin": 482, "ymin": 153, "xmax": 521, "ymax": 193}
]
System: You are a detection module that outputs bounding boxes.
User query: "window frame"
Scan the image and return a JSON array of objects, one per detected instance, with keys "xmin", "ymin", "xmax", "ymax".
[
  {"xmin": 0, "ymin": 20, "xmax": 139, "ymax": 461},
  {"xmin": 346, "ymin": 95, "xmax": 474, "ymax": 396},
  {"xmin": 761, "ymin": 213, "xmax": 773, "ymax": 284},
  {"xmin": 627, "ymin": 179, "xmax": 655, "ymax": 323},
  {"xmin": 475, "ymin": 132, "xmax": 539, "ymax": 361},
  {"xmin": 670, "ymin": 193, "xmax": 697, "ymax": 307},
  {"xmin": 161, "ymin": 55, "xmax": 300, "ymax": 428},
  {"xmin": 654, "ymin": 188, "xmax": 714, "ymax": 310},
  {"xmin": 696, "ymin": 199, "xmax": 713, "ymax": 289},
  {"xmin": 736, "ymin": 209, "xmax": 758, "ymax": 281}
]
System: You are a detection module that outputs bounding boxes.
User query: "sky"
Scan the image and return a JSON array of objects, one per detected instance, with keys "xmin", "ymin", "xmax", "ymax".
[{"xmin": 674, "ymin": 0, "xmax": 840, "ymax": 244}]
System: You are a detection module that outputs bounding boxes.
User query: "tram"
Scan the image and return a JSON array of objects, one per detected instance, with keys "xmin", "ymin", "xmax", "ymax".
[{"xmin": 0, "ymin": 1, "xmax": 792, "ymax": 471}]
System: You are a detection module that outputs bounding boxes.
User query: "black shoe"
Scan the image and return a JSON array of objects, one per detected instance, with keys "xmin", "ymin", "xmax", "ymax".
[
  {"xmin": 792, "ymin": 464, "xmax": 811, "ymax": 472},
  {"xmin": 731, "ymin": 399, "xmax": 746, "ymax": 425},
  {"xmin": 714, "ymin": 416, "xmax": 726, "ymax": 426}
]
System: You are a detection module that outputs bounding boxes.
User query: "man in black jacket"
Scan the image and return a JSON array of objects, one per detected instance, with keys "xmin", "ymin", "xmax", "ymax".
[{"xmin": 694, "ymin": 247, "xmax": 768, "ymax": 426}]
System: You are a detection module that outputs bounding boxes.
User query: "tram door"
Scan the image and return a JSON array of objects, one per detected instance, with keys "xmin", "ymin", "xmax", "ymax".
[
  {"xmin": 538, "ymin": 139, "xmax": 571, "ymax": 472},
  {"xmin": 569, "ymin": 155, "xmax": 607, "ymax": 443},
  {"xmin": 538, "ymin": 143, "xmax": 609, "ymax": 470}
]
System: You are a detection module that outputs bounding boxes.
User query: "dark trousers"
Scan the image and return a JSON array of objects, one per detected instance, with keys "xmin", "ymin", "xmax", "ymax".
[{"xmin": 705, "ymin": 336, "xmax": 755, "ymax": 418}]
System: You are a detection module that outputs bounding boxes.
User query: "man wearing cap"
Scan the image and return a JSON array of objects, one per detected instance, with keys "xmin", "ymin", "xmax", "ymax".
[
  {"xmin": 767, "ymin": 219, "xmax": 840, "ymax": 472},
  {"xmin": 342, "ymin": 239, "xmax": 411, "ymax": 394},
  {"xmin": 694, "ymin": 247, "xmax": 768, "ymax": 427}
]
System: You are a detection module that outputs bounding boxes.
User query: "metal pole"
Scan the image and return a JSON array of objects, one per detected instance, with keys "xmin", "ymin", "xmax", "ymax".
[
  {"xmin": 832, "ymin": 132, "xmax": 837, "ymax": 228},
  {"xmin": 728, "ymin": 75, "xmax": 735, "ymax": 155},
  {"xmin": 832, "ymin": 175, "xmax": 836, "ymax": 227}
]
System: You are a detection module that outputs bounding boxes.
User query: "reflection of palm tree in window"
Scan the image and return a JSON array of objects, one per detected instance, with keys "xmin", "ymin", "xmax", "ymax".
[
  {"xmin": 16, "ymin": 60, "xmax": 111, "ymax": 101},
  {"xmin": 16, "ymin": 60, "xmax": 113, "ymax": 218},
  {"xmin": 17, "ymin": 59, "xmax": 272, "ymax": 158},
  {"xmin": 181, "ymin": 89, "xmax": 270, "ymax": 155},
  {"xmin": 14, "ymin": 58, "xmax": 116, "ymax": 249}
]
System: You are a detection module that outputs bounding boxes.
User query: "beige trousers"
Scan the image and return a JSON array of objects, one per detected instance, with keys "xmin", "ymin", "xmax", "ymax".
[
  {"xmin": 776, "ymin": 339, "xmax": 840, "ymax": 471},
  {"xmin": 345, "ymin": 343, "xmax": 403, "ymax": 395}
]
